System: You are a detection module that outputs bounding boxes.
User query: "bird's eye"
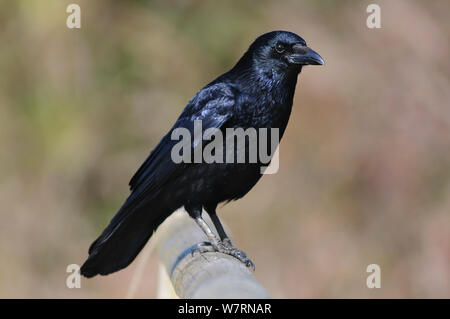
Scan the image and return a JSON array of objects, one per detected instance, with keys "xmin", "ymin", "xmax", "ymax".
[{"xmin": 275, "ymin": 43, "xmax": 285, "ymax": 54}]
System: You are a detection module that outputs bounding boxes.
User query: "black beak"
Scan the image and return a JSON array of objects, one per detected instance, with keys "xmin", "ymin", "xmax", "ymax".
[{"xmin": 289, "ymin": 44, "xmax": 324, "ymax": 66}]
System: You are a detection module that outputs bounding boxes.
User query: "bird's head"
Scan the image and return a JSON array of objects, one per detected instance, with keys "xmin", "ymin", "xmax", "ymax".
[{"xmin": 245, "ymin": 31, "xmax": 324, "ymax": 75}]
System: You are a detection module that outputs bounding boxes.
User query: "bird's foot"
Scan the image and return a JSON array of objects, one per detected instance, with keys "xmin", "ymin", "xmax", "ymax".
[
  {"xmin": 191, "ymin": 239, "xmax": 255, "ymax": 271},
  {"xmin": 215, "ymin": 238, "xmax": 255, "ymax": 271},
  {"xmin": 221, "ymin": 245, "xmax": 255, "ymax": 271},
  {"xmin": 222, "ymin": 237, "xmax": 233, "ymax": 248}
]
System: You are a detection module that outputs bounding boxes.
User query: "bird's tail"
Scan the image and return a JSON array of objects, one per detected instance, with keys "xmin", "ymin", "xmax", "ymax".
[{"xmin": 80, "ymin": 197, "xmax": 172, "ymax": 278}]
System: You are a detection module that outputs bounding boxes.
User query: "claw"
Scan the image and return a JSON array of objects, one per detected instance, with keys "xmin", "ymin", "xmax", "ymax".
[
  {"xmin": 245, "ymin": 259, "xmax": 255, "ymax": 271},
  {"xmin": 191, "ymin": 239, "xmax": 255, "ymax": 271},
  {"xmin": 228, "ymin": 248, "xmax": 255, "ymax": 271}
]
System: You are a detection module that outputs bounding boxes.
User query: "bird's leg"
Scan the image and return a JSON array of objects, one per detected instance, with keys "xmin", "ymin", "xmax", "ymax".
[
  {"xmin": 185, "ymin": 205, "xmax": 220, "ymax": 255},
  {"xmin": 195, "ymin": 214, "xmax": 255, "ymax": 270},
  {"xmin": 208, "ymin": 210, "xmax": 233, "ymax": 247},
  {"xmin": 205, "ymin": 205, "xmax": 255, "ymax": 271},
  {"xmin": 185, "ymin": 204, "xmax": 254, "ymax": 270},
  {"xmin": 194, "ymin": 215, "xmax": 223, "ymax": 251}
]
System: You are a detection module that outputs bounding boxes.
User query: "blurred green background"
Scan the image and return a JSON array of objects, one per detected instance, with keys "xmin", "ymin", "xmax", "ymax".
[{"xmin": 0, "ymin": 0, "xmax": 449, "ymax": 298}]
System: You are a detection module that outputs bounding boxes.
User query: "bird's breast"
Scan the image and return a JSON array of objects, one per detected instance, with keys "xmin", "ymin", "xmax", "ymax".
[{"xmin": 234, "ymin": 91, "xmax": 294, "ymax": 132}]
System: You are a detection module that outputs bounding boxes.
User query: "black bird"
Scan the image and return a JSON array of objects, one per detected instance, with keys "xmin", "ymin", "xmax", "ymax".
[{"xmin": 81, "ymin": 31, "xmax": 323, "ymax": 277}]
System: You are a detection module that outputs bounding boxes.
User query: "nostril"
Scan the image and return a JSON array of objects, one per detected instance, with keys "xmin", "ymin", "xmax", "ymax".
[{"xmin": 292, "ymin": 44, "xmax": 309, "ymax": 54}]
